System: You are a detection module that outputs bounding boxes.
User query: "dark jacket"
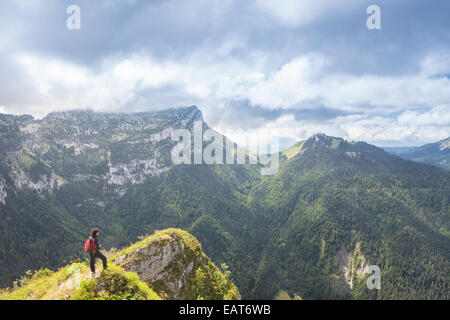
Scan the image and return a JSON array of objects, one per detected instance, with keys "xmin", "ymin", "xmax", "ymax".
[{"xmin": 89, "ymin": 235, "xmax": 101, "ymax": 253}]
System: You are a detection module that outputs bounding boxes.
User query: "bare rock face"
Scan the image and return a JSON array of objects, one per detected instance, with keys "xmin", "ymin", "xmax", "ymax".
[
  {"xmin": 0, "ymin": 177, "xmax": 6, "ymax": 204},
  {"xmin": 112, "ymin": 229, "xmax": 240, "ymax": 300},
  {"xmin": 0, "ymin": 106, "xmax": 202, "ymax": 204},
  {"xmin": 336, "ymin": 241, "xmax": 369, "ymax": 290}
]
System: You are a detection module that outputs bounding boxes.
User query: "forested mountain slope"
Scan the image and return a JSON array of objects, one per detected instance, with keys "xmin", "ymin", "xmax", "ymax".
[
  {"xmin": 0, "ymin": 108, "xmax": 448, "ymax": 299},
  {"xmin": 0, "ymin": 106, "xmax": 203, "ymax": 285},
  {"xmin": 397, "ymin": 137, "xmax": 450, "ymax": 170}
]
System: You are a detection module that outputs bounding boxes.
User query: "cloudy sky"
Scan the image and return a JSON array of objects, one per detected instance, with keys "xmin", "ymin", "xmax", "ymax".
[{"xmin": 0, "ymin": 0, "xmax": 449, "ymax": 148}]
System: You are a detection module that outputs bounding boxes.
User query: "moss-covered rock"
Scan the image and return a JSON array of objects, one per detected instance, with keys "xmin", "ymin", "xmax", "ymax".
[
  {"xmin": 70, "ymin": 265, "xmax": 160, "ymax": 300},
  {"xmin": 112, "ymin": 228, "xmax": 240, "ymax": 300}
]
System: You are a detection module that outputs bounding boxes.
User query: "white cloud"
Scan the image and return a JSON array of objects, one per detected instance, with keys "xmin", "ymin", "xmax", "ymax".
[
  {"xmin": 419, "ymin": 53, "xmax": 450, "ymax": 76},
  {"xmin": 217, "ymin": 105, "xmax": 450, "ymax": 149},
  {"xmin": 260, "ymin": 113, "xmax": 447, "ymax": 148},
  {"xmin": 324, "ymin": 105, "xmax": 450, "ymax": 144},
  {"xmin": 242, "ymin": 55, "xmax": 450, "ymax": 113},
  {"xmin": 246, "ymin": 55, "xmax": 329, "ymax": 108},
  {"xmin": 253, "ymin": 0, "xmax": 349, "ymax": 27},
  {"xmin": 397, "ymin": 105, "xmax": 450, "ymax": 127},
  {"xmin": 6, "ymin": 51, "xmax": 259, "ymax": 117},
  {"xmin": 0, "ymin": 0, "xmax": 449, "ymax": 150},
  {"xmin": 4, "ymin": 50, "xmax": 450, "ymax": 146}
]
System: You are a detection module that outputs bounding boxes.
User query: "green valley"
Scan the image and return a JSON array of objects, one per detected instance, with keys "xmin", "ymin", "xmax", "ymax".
[{"xmin": 0, "ymin": 107, "xmax": 448, "ymax": 300}]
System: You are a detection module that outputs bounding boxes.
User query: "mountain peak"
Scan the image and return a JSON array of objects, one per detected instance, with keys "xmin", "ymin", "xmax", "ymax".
[
  {"xmin": 112, "ymin": 228, "xmax": 239, "ymax": 300},
  {"xmin": 310, "ymin": 132, "xmax": 331, "ymax": 139},
  {"xmin": 303, "ymin": 133, "xmax": 346, "ymax": 150},
  {"xmin": 308, "ymin": 132, "xmax": 343, "ymax": 142},
  {"xmin": 282, "ymin": 133, "xmax": 385, "ymax": 161},
  {"xmin": 439, "ymin": 137, "xmax": 450, "ymax": 150},
  {"xmin": 44, "ymin": 105, "xmax": 202, "ymax": 121}
]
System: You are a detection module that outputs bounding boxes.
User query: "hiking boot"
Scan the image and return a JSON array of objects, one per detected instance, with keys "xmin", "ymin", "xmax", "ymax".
[{"xmin": 90, "ymin": 272, "xmax": 96, "ymax": 279}]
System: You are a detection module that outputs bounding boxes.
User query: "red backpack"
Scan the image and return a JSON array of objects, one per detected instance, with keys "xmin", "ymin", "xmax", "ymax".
[{"xmin": 84, "ymin": 237, "xmax": 96, "ymax": 253}]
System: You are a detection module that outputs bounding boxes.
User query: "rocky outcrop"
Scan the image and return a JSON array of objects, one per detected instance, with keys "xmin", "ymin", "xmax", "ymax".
[
  {"xmin": 107, "ymin": 158, "xmax": 169, "ymax": 186},
  {"xmin": 0, "ymin": 106, "xmax": 203, "ymax": 203},
  {"xmin": 0, "ymin": 177, "xmax": 6, "ymax": 205},
  {"xmin": 0, "ymin": 228, "xmax": 239, "ymax": 301},
  {"xmin": 337, "ymin": 242, "xmax": 370, "ymax": 289},
  {"xmin": 9, "ymin": 168, "xmax": 64, "ymax": 193},
  {"xmin": 112, "ymin": 228, "xmax": 240, "ymax": 300}
]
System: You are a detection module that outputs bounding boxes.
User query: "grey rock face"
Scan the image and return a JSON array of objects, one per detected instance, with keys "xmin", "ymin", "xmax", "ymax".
[
  {"xmin": 0, "ymin": 106, "xmax": 202, "ymax": 204},
  {"xmin": 113, "ymin": 230, "xmax": 221, "ymax": 300}
]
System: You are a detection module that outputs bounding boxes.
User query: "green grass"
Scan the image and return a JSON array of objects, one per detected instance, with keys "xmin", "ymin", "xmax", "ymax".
[
  {"xmin": 282, "ymin": 141, "xmax": 305, "ymax": 160},
  {"xmin": 0, "ymin": 263, "xmax": 88, "ymax": 300},
  {"xmin": 274, "ymin": 290, "xmax": 302, "ymax": 300},
  {"xmin": 0, "ymin": 261, "xmax": 161, "ymax": 301},
  {"xmin": 71, "ymin": 265, "xmax": 160, "ymax": 300}
]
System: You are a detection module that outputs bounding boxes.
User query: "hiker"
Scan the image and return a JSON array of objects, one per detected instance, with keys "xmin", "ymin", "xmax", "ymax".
[{"xmin": 85, "ymin": 228, "xmax": 108, "ymax": 278}]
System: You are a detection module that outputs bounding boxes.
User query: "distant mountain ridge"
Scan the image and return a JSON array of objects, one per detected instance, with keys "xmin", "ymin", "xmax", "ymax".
[
  {"xmin": 395, "ymin": 137, "xmax": 450, "ymax": 170},
  {"xmin": 0, "ymin": 106, "xmax": 202, "ymax": 201},
  {"xmin": 382, "ymin": 146, "xmax": 416, "ymax": 155}
]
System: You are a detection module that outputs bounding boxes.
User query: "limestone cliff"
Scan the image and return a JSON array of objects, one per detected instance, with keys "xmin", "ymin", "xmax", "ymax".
[{"xmin": 112, "ymin": 228, "xmax": 240, "ymax": 300}]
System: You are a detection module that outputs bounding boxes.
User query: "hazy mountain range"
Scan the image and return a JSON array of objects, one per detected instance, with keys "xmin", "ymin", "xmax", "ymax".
[
  {"xmin": 388, "ymin": 138, "xmax": 450, "ymax": 171},
  {"xmin": 0, "ymin": 106, "xmax": 448, "ymax": 299}
]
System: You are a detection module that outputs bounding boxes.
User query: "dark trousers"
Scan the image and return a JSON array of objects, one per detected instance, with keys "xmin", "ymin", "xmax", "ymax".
[{"xmin": 90, "ymin": 251, "xmax": 108, "ymax": 273}]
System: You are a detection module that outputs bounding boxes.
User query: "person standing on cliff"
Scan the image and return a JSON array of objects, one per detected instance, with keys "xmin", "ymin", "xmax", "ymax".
[{"xmin": 86, "ymin": 228, "xmax": 108, "ymax": 278}]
